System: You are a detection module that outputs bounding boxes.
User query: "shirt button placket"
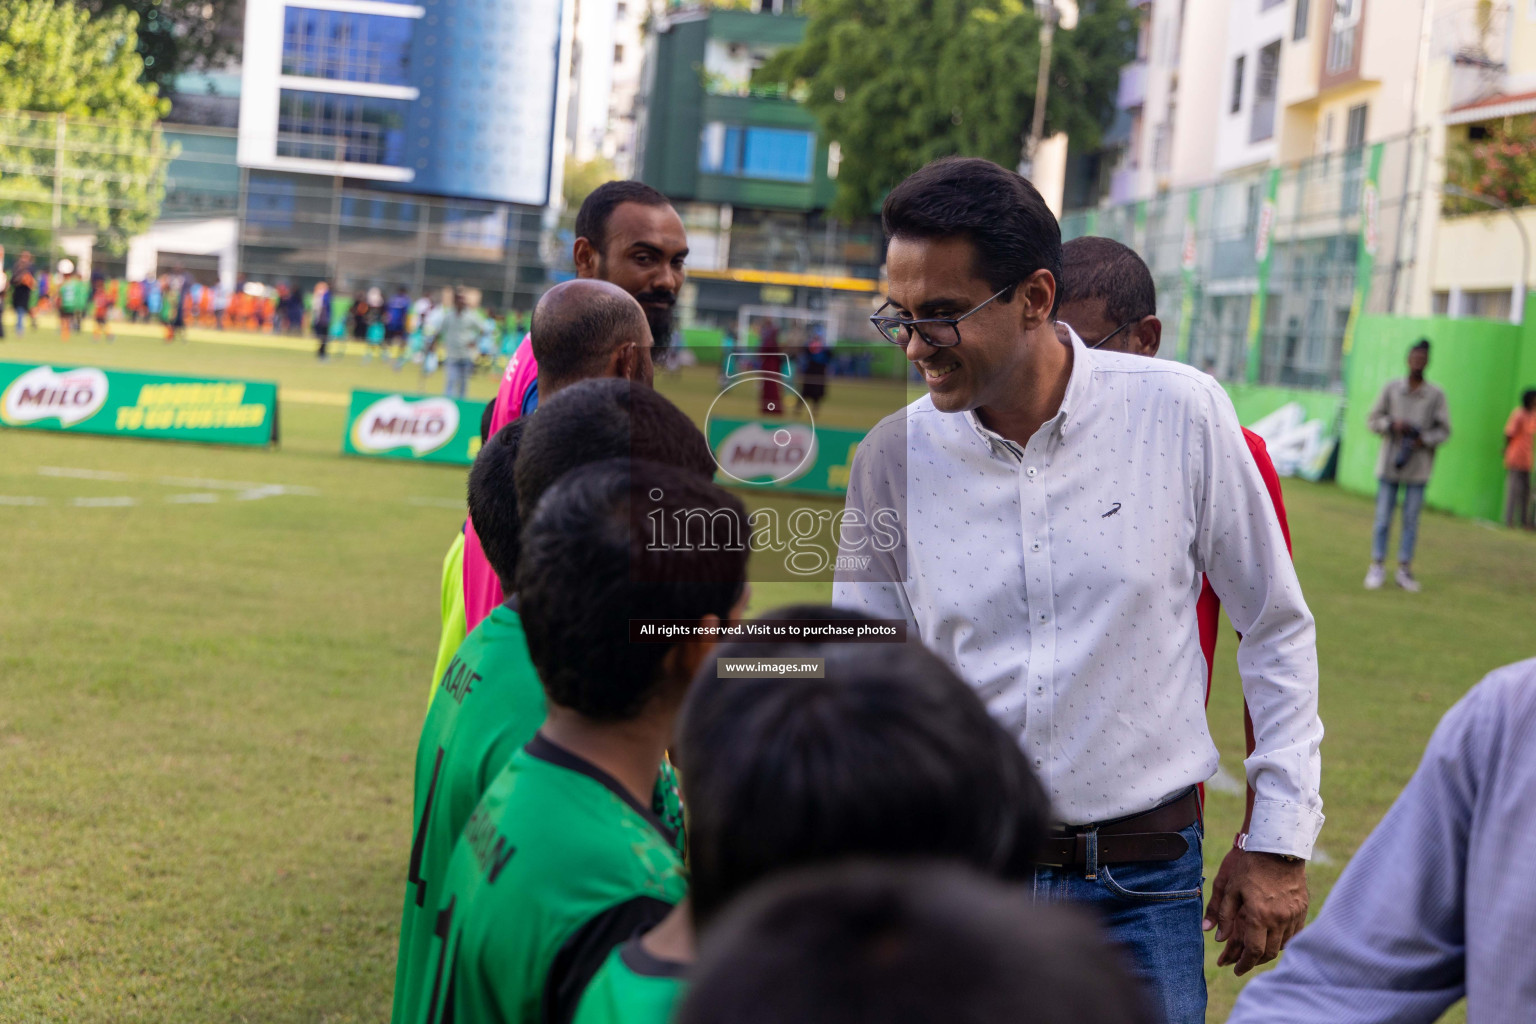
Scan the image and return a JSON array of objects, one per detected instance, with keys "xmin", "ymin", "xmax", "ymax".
[{"xmin": 1020, "ymin": 452, "xmax": 1054, "ymax": 787}]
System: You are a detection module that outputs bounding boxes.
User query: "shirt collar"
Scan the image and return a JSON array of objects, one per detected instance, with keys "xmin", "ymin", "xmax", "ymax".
[{"xmin": 963, "ymin": 322, "xmax": 1092, "ymax": 455}]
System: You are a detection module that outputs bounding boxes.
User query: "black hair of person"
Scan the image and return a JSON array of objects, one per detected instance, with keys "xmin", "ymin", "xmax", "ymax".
[
  {"xmin": 882, "ymin": 156, "xmax": 1063, "ymax": 317},
  {"xmin": 1059, "ymin": 236, "xmax": 1158, "ymax": 323},
  {"xmin": 514, "ymin": 377, "xmax": 715, "ymax": 521},
  {"xmin": 466, "ymin": 419, "xmax": 529, "ymax": 594},
  {"xmin": 678, "ymin": 608, "xmax": 1050, "ymax": 927},
  {"xmin": 516, "ymin": 459, "xmax": 748, "ymax": 721},
  {"xmin": 529, "ymin": 282, "xmax": 651, "ymax": 387},
  {"xmin": 677, "ymin": 861, "xmax": 1153, "ymax": 1024},
  {"xmin": 573, "ymin": 180, "xmax": 673, "ymax": 255},
  {"xmin": 1412, "ymin": 338, "xmax": 1432, "ymax": 354},
  {"xmin": 478, "ymin": 399, "xmax": 496, "ymax": 444},
  {"xmin": 1523, "ymin": 388, "xmax": 1536, "ymax": 410}
]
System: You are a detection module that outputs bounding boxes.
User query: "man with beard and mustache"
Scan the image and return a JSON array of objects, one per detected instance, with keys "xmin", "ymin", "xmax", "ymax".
[{"xmin": 427, "ymin": 181, "xmax": 689, "ymax": 697}]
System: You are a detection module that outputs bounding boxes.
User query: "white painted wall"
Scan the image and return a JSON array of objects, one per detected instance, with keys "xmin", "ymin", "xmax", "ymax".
[
  {"xmin": 126, "ymin": 218, "xmax": 241, "ymax": 288},
  {"xmin": 1214, "ymin": 0, "xmax": 1289, "ymax": 174}
]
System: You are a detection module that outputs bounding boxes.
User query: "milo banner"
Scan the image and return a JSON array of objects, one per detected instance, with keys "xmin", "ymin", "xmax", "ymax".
[
  {"xmin": 1244, "ymin": 166, "xmax": 1282, "ymax": 383},
  {"xmin": 342, "ymin": 390, "xmax": 487, "ymax": 466},
  {"xmin": 0, "ymin": 361, "xmax": 276, "ymax": 446},
  {"xmin": 1340, "ymin": 142, "xmax": 1385, "ymax": 385},
  {"xmin": 707, "ymin": 417, "xmax": 866, "ymax": 497}
]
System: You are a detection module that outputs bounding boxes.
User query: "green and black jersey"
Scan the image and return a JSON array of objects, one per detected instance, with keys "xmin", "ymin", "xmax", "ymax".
[
  {"xmin": 411, "ymin": 735, "xmax": 688, "ymax": 1024},
  {"xmin": 571, "ymin": 939, "xmax": 687, "ymax": 1024},
  {"xmin": 392, "ymin": 604, "xmax": 544, "ymax": 1024}
]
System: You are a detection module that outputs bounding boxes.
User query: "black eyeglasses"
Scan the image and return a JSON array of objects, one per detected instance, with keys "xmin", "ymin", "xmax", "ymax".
[
  {"xmin": 869, "ymin": 285, "xmax": 1014, "ymax": 348},
  {"xmin": 1082, "ymin": 318, "xmax": 1141, "ymax": 350}
]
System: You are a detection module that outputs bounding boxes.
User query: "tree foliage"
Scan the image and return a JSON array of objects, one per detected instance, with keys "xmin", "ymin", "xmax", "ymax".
[
  {"xmin": 0, "ymin": 0, "xmax": 172, "ymax": 252},
  {"xmin": 563, "ymin": 154, "xmax": 621, "ymax": 212},
  {"xmin": 84, "ymin": 1, "xmax": 246, "ymax": 90},
  {"xmin": 759, "ymin": 0, "xmax": 1137, "ymax": 217},
  {"xmin": 1445, "ymin": 116, "xmax": 1536, "ymax": 214}
]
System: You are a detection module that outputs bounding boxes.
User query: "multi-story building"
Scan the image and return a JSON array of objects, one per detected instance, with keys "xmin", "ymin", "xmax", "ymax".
[
  {"xmin": 568, "ymin": 0, "xmax": 652, "ymax": 176},
  {"xmin": 208, "ymin": 0, "xmax": 572, "ymax": 306},
  {"xmin": 635, "ymin": 2, "xmax": 883, "ymax": 335}
]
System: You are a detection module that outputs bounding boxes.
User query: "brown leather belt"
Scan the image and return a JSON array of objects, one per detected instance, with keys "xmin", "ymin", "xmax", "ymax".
[{"xmin": 1035, "ymin": 789, "xmax": 1199, "ymax": 868}]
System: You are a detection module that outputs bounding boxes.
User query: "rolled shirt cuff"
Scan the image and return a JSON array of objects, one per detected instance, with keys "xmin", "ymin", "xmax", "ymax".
[{"xmin": 1242, "ymin": 798, "xmax": 1325, "ymax": 860}]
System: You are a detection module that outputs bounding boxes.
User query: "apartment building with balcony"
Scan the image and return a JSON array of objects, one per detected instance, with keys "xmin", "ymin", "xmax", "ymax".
[{"xmin": 636, "ymin": 3, "xmax": 883, "ymax": 333}]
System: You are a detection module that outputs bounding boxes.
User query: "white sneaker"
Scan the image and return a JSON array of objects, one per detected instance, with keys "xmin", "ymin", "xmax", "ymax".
[
  {"xmin": 1395, "ymin": 567, "xmax": 1422, "ymax": 592},
  {"xmin": 1364, "ymin": 563, "xmax": 1386, "ymax": 590}
]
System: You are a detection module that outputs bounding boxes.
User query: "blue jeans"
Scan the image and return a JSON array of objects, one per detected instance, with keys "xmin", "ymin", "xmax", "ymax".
[
  {"xmin": 443, "ymin": 358, "xmax": 473, "ymax": 399},
  {"xmin": 1372, "ymin": 479, "xmax": 1426, "ymax": 565},
  {"xmin": 1033, "ymin": 821, "xmax": 1206, "ymax": 1024}
]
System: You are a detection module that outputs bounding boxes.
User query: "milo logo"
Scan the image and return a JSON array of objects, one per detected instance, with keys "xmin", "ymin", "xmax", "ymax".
[
  {"xmin": 351, "ymin": 395, "xmax": 460, "ymax": 455},
  {"xmin": 714, "ymin": 421, "xmax": 818, "ymax": 486},
  {"xmin": 1, "ymin": 365, "xmax": 109, "ymax": 427}
]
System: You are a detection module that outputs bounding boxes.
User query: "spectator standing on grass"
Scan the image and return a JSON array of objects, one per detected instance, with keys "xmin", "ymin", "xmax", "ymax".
[
  {"xmin": 57, "ymin": 269, "xmax": 88, "ymax": 341},
  {"xmin": 434, "ymin": 288, "xmax": 484, "ymax": 400},
  {"xmin": 311, "ymin": 281, "xmax": 332, "ymax": 360},
  {"xmin": 1228, "ymin": 658, "xmax": 1536, "ymax": 1024},
  {"xmin": 91, "ymin": 280, "xmax": 113, "ymax": 342},
  {"xmin": 212, "ymin": 279, "xmax": 231, "ymax": 330},
  {"xmin": 8, "ymin": 252, "xmax": 35, "ymax": 337},
  {"xmin": 386, "ymin": 285, "xmax": 410, "ymax": 365},
  {"xmin": 1503, "ymin": 389, "xmax": 1536, "ymax": 530},
  {"xmin": 1364, "ymin": 339, "xmax": 1451, "ymax": 592},
  {"xmin": 834, "ymin": 158, "xmax": 1321, "ymax": 1024}
]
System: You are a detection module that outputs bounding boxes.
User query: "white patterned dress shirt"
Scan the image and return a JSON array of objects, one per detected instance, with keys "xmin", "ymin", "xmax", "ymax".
[{"xmin": 833, "ymin": 329, "xmax": 1324, "ymax": 857}]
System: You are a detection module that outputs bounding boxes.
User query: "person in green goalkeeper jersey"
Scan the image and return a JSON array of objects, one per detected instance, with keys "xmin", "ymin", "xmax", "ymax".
[
  {"xmin": 394, "ymin": 381, "xmax": 721, "ymax": 1023},
  {"xmin": 413, "ymin": 461, "xmax": 750, "ymax": 1024},
  {"xmin": 572, "ymin": 607, "xmax": 1054, "ymax": 1024}
]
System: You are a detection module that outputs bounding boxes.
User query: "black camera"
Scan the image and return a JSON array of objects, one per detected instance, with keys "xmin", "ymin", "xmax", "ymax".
[{"xmin": 1393, "ymin": 424, "xmax": 1422, "ymax": 469}]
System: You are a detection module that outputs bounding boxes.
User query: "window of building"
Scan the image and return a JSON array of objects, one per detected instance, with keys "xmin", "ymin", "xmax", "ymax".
[
  {"xmin": 281, "ymin": 7, "xmax": 413, "ymax": 86},
  {"xmin": 1250, "ymin": 40, "xmax": 1280, "ymax": 143},
  {"xmin": 699, "ymin": 124, "xmax": 815, "ymax": 182},
  {"xmin": 1260, "ymin": 0, "xmax": 1285, "ymax": 9},
  {"xmin": 1230, "ymin": 54, "xmax": 1245, "ymax": 114},
  {"xmin": 277, "ymin": 90, "xmax": 409, "ymax": 166},
  {"xmin": 614, "ymin": 44, "xmax": 624, "ymax": 64},
  {"xmin": 1463, "ymin": 289, "xmax": 1512, "ymax": 320},
  {"xmin": 1345, "ymin": 102, "xmax": 1368, "ymax": 149},
  {"xmin": 1293, "ymin": 0, "xmax": 1311, "ymax": 40}
]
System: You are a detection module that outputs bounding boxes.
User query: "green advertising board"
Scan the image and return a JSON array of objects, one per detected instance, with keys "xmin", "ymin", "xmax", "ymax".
[
  {"xmin": 707, "ymin": 417, "xmax": 865, "ymax": 497},
  {"xmin": 0, "ymin": 361, "xmax": 276, "ymax": 446},
  {"xmin": 341, "ymin": 390, "xmax": 487, "ymax": 466}
]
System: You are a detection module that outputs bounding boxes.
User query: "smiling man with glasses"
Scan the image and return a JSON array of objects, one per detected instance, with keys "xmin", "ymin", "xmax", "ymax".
[{"xmin": 833, "ymin": 157, "xmax": 1323, "ymax": 1024}]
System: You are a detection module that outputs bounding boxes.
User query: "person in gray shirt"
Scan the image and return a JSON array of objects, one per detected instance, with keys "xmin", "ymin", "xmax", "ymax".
[
  {"xmin": 434, "ymin": 287, "xmax": 487, "ymax": 400},
  {"xmin": 1227, "ymin": 657, "xmax": 1536, "ymax": 1023},
  {"xmin": 1364, "ymin": 339, "xmax": 1451, "ymax": 592}
]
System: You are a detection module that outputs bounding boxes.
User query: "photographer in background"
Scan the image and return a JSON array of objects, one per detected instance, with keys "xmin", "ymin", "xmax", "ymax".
[{"xmin": 1365, "ymin": 339, "xmax": 1451, "ymax": 592}]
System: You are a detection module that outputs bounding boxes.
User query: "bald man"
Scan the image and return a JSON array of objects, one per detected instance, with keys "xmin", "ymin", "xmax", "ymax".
[
  {"xmin": 427, "ymin": 280, "xmax": 658, "ymax": 702},
  {"xmin": 529, "ymin": 278, "xmax": 654, "ymax": 395}
]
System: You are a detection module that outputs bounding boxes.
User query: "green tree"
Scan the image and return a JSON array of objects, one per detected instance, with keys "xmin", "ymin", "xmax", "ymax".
[
  {"xmin": 759, "ymin": 0, "xmax": 1136, "ymax": 216},
  {"xmin": 84, "ymin": 1, "xmax": 246, "ymax": 90},
  {"xmin": 563, "ymin": 154, "xmax": 621, "ymax": 211},
  {"xmin": 0, "ymin": 0, "xmax": 172, "ymax": 253}
]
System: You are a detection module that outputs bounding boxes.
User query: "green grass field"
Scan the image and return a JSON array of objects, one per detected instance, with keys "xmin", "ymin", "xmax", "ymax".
[{"xmin": 1, "ymin": 318, "xmax": 1532, "ymax": 1022}]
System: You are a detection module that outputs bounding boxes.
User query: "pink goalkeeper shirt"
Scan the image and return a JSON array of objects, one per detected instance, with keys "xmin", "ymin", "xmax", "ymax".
[{"xmin": 462, "ymin": 334, "xmax": 538, "ymax": 629}]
